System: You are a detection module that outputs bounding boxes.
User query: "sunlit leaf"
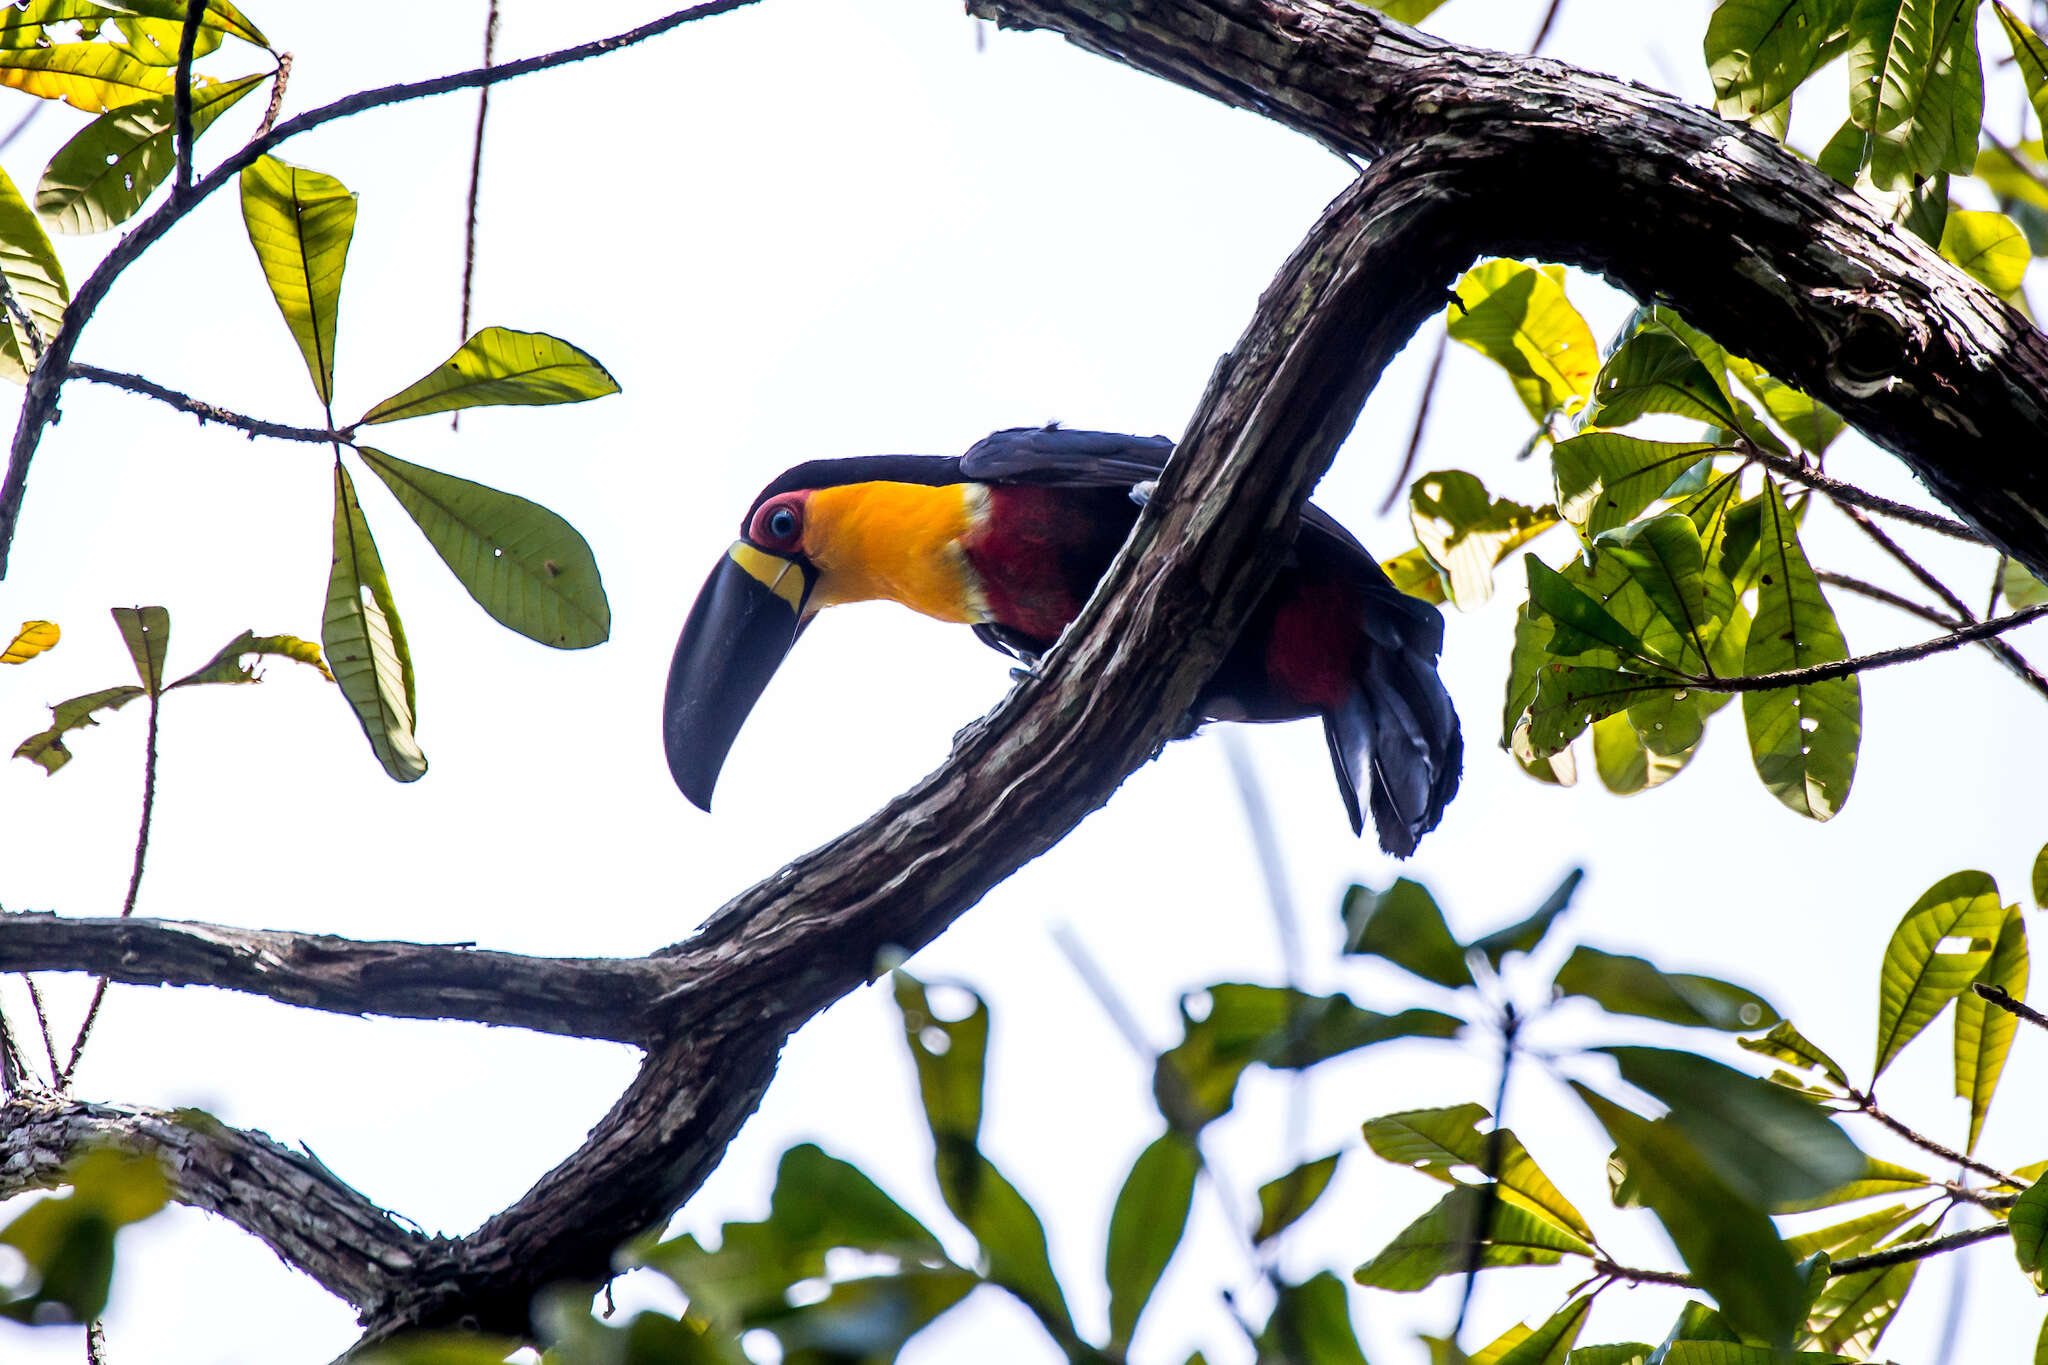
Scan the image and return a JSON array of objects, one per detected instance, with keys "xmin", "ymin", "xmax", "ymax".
[
  {"xmin": 1782, "ymin": 1202, "xmax": 1919, "ymax": 1259},
  {"xmin": 1256, "ymin": 1272, "xmax": 1369, "ymax": 1365},
  {"xmin": 1106, "ymin": 1131, "xmax": 1197, "ymax": 1349},
  {"xmin": 2, "ymin": 619, "xmax": 58, "ymax": 663},
  {"xmin": 1525, "ymin": 664, "xmax": 1672, "ymax": 756},
  {"xmin": 1722, "ymin": 356, "xmax": 1847, "ymax": 453},
  {"xmin": 2035, "ymin": 840, "xmax": 2048, "ymax": 909},
  {"xmin": 1939, "ymin": 209, "xmax": 2030, "ymax": 293},
  {"xmin": 357, "ymin": 448, "xmax": 610, "ymax": 650},
  {"xmin": 1575, "ymin": 1086, "xmax": 1804, "ymax": 1348},
  {"xmin": 1352, "ymin": 1184, "xmax": 1593, "ymax": 1291},
  {"xmin": 1342, "ymin": 877, "xmax": 1473, "ymax": 987},
  {"xmin": 1953, "ymin": 904, "xmax": 2028, "ymax": 1153},
  {"xmin": 1525, "ymin": 557, "xmax": 1663, "ymax": 666},
  {"xmin": 1361, "ymin": 1102, "xmax": 1593, "ymax": 1240},
  {"xmin": 1705, "ymin": 0, "xmax": 1852, "ymax": 122},
  {"xmin": 355, "ymin": 1332, "xmax": 529, "ymax": 1365},
  {"xmin": 1773, "ymin": 1156, "xmax": 1935, "ymax": 1212},
  {"xmin": 361, "ymin": 327, "xmax": 620, "ymax": 425},
  {"xmin": 1997, "ymin": 2, "xmax": 2048, "ymax": 135},
  {"xmin": 1874, "ymin": 869, "xmax": 2005, "ymax": 1076},
  {"xmin": 323, "ymin": 461, "xmax": 426, "ymax": 782},
  {"xmin": 1447, "ymin": 259, "xmax": 1600, "ymax": 421},
  {"xmin": 1598, "ymin": 1047, "xmax": 1864, "ymax": 1207},
  {"xmin": 240, "ymin": 155, "xmax": 355, "ymax": 406},
  {"xmin": 1553, "ymin": 434, "xmax": 1722, "ymax": 538},
  {"xmin": 2004, "ymin": 558, "xmax": 2048, "ymax": 610},
  {"xmin": 1587, "ymin": 331, "xmax": 1742, "ymax": 430},
  {"xmin": 37, "ymin": 73, "xmax": 264, "ymax": 235},
  {"xmin": 1381, "ymin": 544, "xmax": 1449, "ymax": 605},
  {"xmin": 1805, "ymin": 1255, "xmax": 1916, "ymax": 1354},
  {"xmin": 1846, "ymin": 0, "xmax": 1983, "ymax": 189},
  {"xmin": 167, "ymin": 630, "xmax": 331, "ymax": 688},
  {"xmin": 111, "ymin": 0, "xmax": 268, "ymax": 49},
  {"xmin": 1598, "ymin": 515, "xmax": 1736, "ymax": 674},
  {"xmin": 111, "ymin": 603, "xmax": 168, "ymax": 693},
  {"xmin": 1410, "ymin": 470, "xmax": 1558, "ymax": 610},
  {"xmin": 1592, "ymin": 711, "xmax": 1692, "ymax": 793},
  {"xmin": 1565, "ymin": 1346, "xmax": 1653, "ymax": 1365},
  {"xmin": 0, "ymin": 160, "xmax": 69, "ymax": 384},
  {"xmin": 891, "ymin": 972, "xmax": 986, "ymax": 1149},
  {"xmin": 1470, "ymin": 868, "xmax": 1583, "ymax": 968},
  {"xmin": 107, "ymin": 14, "xmax": 220, "ymax": 65},
  {"xmin": 1555, "ymin": 946, "xmax": 1779, "ymax": 1031},
  {"xmin": 2016, "ymin": 1179, "xmax": 2048, "ymax": 1290},
  {"xmin": 1737, "ymin": 1020, "xmax": 1849, "ymax": 1087},
  {"xmin": 12, "ymin": 684, "xmax": 144, "ymax": 774},
  {"xmin": 1488, "ymin": 1296, "xmax": 1593, "ymax": 1365},
  {"xmin": 1743, "ymin": 479, "xmax": 1858, "ymax": 819},
  {"xmin": 1254, "ymin": 1152, "xmax": 1339, "ymax": 1245},
  {"xmin": 0, "ymin": 42, "xmax": 171, "ymax": 111},
  {"xmin": 1661, "ymin": 1347, "xmax": 1856, "ymax": 1364},
  {"xmin": 1363, "ymin": 0, "xmax": 1451, "ymax": 22}
]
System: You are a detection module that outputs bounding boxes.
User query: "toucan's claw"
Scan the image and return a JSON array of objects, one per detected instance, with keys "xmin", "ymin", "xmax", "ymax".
[{"xmin": 1128, "ymin": 479, "xmax": 1158, "ymax": 508}]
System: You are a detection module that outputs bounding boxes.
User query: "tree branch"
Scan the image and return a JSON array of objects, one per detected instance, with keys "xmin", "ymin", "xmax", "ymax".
[
  {"xmin": 1590, "ymin": 1223, "xmax": 2010, "ymax": 1291},
  {"xmin": 1674, "ymin": 604, "xmax": 2048, "ymax": 693},
  {"xmin": 1848, "ymin": 1086, "xmax": 2018, "ymax": 1186},
  {"xmin": 1818, "ymin": 570, "xmax": 2048, "ymax": 699},
  {"xmin": 173, "ymin": 0, "xmax": 207, "ymax": 198},
  {"xmin": 1745, "ymin": 445, "xmax": 1983, "ymax": 541},
  {"xmin": 69, "ymin": 364, "xmax": 353, "ymax": 444},
  {"xmin": 0, "ymin": 0, "xmax": 764, "ymax": 578},
  {"xmin": 0, "ymin": 912, "xmax": 679, "ymax": 1046},
  {"xmin": 1974, "ymin": 981, "xmax": 2048, "ymax": 1033}
]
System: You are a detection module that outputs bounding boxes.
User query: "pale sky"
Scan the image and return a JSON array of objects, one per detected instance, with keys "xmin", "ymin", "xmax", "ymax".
[{"xmin": 3, "ymin": 2, "xmax": 2046, "ymax": 1362}]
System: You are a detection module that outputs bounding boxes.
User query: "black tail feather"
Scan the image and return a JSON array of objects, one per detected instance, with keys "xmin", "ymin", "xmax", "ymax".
[{"xmin": 1325, "ymin": 594, "xmax": 1463, "ymax": 857}]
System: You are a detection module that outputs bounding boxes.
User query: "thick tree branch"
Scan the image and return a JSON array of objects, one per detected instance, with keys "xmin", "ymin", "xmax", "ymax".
[
  {"xmin": 0, "ymin": 0, "xmax": 763, "ymax": 578},
  {"xmin": 969, "ymin": 0, "xmax": 2048, "ymax": 581},
  {"xmin": 0, "ymin": 912, "xmax": 677, "ymax": 1046}
]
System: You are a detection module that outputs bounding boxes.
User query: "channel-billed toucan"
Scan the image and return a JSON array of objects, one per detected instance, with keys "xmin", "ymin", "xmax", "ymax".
[{"xmin": 663, "ymin": 427, "xmax": 1462, "ymax": 855}]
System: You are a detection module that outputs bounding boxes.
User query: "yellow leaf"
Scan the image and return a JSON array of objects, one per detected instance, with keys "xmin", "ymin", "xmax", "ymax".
[
  {"xmin": 1, "ymin": 619, "xmax": 57, "ymax": 663},
  {"xmin": 1939, "ymin": 210, "xmax": 2030, "ymax": 295},
  {"xmin": 0, "ymin": 43, "xmax": 173, "ymax": 112}
]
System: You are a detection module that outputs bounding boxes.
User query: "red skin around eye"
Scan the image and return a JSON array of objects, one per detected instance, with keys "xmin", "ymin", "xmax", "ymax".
[{"xmin": 749, "ymin": 496, "xmax": 805, "ymax": 550}]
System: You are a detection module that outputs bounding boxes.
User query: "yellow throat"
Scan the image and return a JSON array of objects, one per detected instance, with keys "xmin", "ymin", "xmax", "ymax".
[{"xmin": 803, "ymin": 481, "xmax": 988, "ymax": 624}]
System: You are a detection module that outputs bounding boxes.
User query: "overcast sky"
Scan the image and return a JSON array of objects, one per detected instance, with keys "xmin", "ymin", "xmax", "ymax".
[{"xmin": 3, "ymin": 2, "xmax": 2046, "ymax": 1362}]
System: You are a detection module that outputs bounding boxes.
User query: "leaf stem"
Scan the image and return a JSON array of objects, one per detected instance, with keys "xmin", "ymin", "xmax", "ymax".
[
  {"xmin": 1588, "ymin": 1223, "xmax": 2009, "ymax": 1290},
  {"xmin": 1973, "ymin": 981, "xmax": 2048, "ymax": 1033},
  {"xmin": 174, "ymin": 0, "xmax": 208, "ymax": 198},
  {"xmin": 69, "ymin": 364, "xmax": 356, "ymax": 444},
  {"xmin": 456, "ymin": 0, "xmax": 501, "ymax": 436},
  {"xmin": 1453, "ymin": 1004, "xmax": 1520, "ymax": 1344},
  {"xmin": 1669, "ymin": 604, "xmax": 2048, "ymax": 693}
]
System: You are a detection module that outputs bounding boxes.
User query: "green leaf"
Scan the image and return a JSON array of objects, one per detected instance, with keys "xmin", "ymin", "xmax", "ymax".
[
  {"xmin": 361, "ymin": 327, "xmax": 621, "ymax": 425},
  {"xmin": 1939, "ymin": 209, "xmax": 2030, "ymax": 292},
  {"xmin": 1364, "ymin": 0, "xmax": 1451, "ymax": 22},
  {"xmin": 1598, "ymin": 1047, "xmax": 1865, "ymax": 1207},
  {"xmin": 2014, "ymin": 1178, "xmax": 2048, "ymax": 1290},
  {"xmin": 1598, "ymin": 514, "xmax": 1736, "ymax": 674},
  {"xmin": 1447, "ymin": 258, "xmax": 1600, "ymax": 421},
  {"xmin": 356, "ymin": 447, "xmax": 610, "ymax": 650},
  {"xmin": 1737, "ymin": 1020, "xmax": 1849, "ymax": 1087},
  {"xmin": 1566, "ymin": 1347, "xmax": 1653, "ymax": 1365},
  {"xmin": 1846, "ymin": 0, "xmax": 1984, "ymax": 189},
  {"xmin": 1575, "ymin": 1086, "xmax": 1804, "ymax": 1348},
  {"xmin": 1361, "ymin": 1102, "xmax": 1593, "ymax": 1240},
  {"xmin": 1873, "ymin": 869, "xmax": 2005, "ymax": 1076},
  {"xmin": 1553, "ymin": 434, "xmax": 1723, "ymax": 539},
  {"xmin": 37, "ymin": 73, "xmax": 264, "ymax": 235},
  {"xmin": 1743, "ymin": 479, "xmax": 1859, "ymax": 820},
  {"xmin": 1352, "ymin": 1184, "xmax": 1594, "ymax": 1291},
  {"xmin": 891, "ymin": 972, "xmax": 986, "ymax": 1148},
  {"xmin": 1342, "ymin": 877, "xmax": 1473, "ymax": 986},
  {"xmin": 1471, "ymin": 867, "xmax": 1584, "ymax": 968},
  {"xmin": 1723, "ymin": 358, "xmax": 1847, "ymax": 454},
  {"xmin": 1773, "ymin": 1156, "xmax": 1935, "ymax": 1212},
  {"xmin": 12, "ymin": 684, "xmax": 144, "ymax": 773},
  {"xmin": 1591, "ymin": 711, "xmax": 1693, "ymax": 793},
  {"xmin": 167, "ymin": 631, "xmax": 331, "ymax": 688},
  {"xmin": 1, "ymin": 619, "xmax": 59, "ymax": 664},
  {"xmin": 764, "ymin": 1268, "xmax": 977, "ymax": 1360},
  {"xmin": 1804, "ymin": 1254, "xmax": 1916, "ymax": 1354},
  {"xmin": 1997, "ymin": 2, "xmax": 2048, "ymax": 134},
  {"xmin": 0, "ymin": 160, "xmax": 69, "ymax": 384},
  {"xmin": 1156, "ymin": 984, "xmax": 1462, "ymax": 1131},
  {"xmin": 1254, "ymin": 1153, "xmax": 1340, "ymax": 1245},
  {"xmin": 1661, "ymin": 1348, "xmax": 1856, "ymax": 1364},
  {"xmin": 947, "ymin": 1149, "xmax": 1073, "ymax": 1336},
  {"xmin": 1525, "ymin": 557, "xmax": 1660, "ymax": 665},
  {"xmin": 2035, "ymin": 840, "xmax": 2048, "ymax": 908},
  {"xmin": 2004, "ymin": 558, "xmax": 2048, "ymax": 610},
  {"xmin": 1409, "ymin": 470, "xmax": 1558, "ymax": 610},
  {"xmin": 0, "ymin": 42, "xmax": 171, "ymax": 111},
  {"xmin": 1526, "ymin": 665, "xmax": 1672, "ymax": 756},
  {"xmin": 1491, "ymin": 1296, "xmax": 1593, "ymax": 1365},
  {"xmin": 1955, "ymin": 904, "xmax": 2029, "ymax": 1152},
  {"xmin": 1554, "ymin": 946, "xmax": 1779, "ymax": 1031},
  {"xmin": 1381, "ymin": 544, "xmax": 1449, "ymax": 605},
  {"xmin": 0, "ymin": 1147, "xmax": 167, "ymax": 1324},
  {"xmin": 111, "ymin": 603, "xmax": 168, "ymax": 693},
  {"xmin": 1106, "ymin": 1131, "xmax": 1197, "ymax": 1349},
  {"xmin": 240, "ymin": 155, "xmax": 355, "ymax": 406},
  {"xmin": 1587, "ymin": 331, "xmax": 1742, "ymax": 430},
  {"xmin": 1705, "ymin": 0, "xmax": 1852, "ymax": 121},
  {"xmin": 1782, "ymin": 1202, "xmax": 1919, "ymax": 1259},
  {"xmin": 323, "ymin": 461, "xmax": 426, "ymax": 782},
  {"xmin": 1257, "ymin": 1272, "xmax": 1370, "ymax": 1365},
  {"xmin": 105, "ymin": 15, "xmax": 220, "ymax": 66},
  {"xmin": 109, "ymin": 0, "xmax": 268, "ymax": 49},
  {"xmin": 355, "ymin": 1333, "xmax": 529, "ymax": 1365}
]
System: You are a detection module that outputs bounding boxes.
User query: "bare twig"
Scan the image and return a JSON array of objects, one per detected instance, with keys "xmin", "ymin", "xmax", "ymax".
[
  {"xmin": 1529, "ymin": 0, "xmax": 1566, "ymax": 53},
  {"xmin": 0, "ymin": 0, "xmax": 764, "ymax": 578},
  {"xmin": 23, "ymin": 976, "xmax": 58, "ymax": 1084},
  {"xmin": 1671, "ymin": 605, "xmax": 2048, "ymax": 693},
  {"xmin": 1378, "ymin": 325, "xmax": 1445, "ymax": 514},
  {"xmin": 1847, "ymin": 506, "xmax": 1980, "ymax": 621},
  {"xmin": 0, "ymin": 1006, "xmax": 24, "ymax": 1094},
  {"xmin": 1848, "ymin": 1086, "xmax": 2018, "ymax": 1186},
  {"xmin": 1818, "ymin": 570, "xmax": 2048, "ymax": 699},
  {"xmin": 1973, "ymin": 982, "xmax": 2048, "ymax": 1033},
  {"xmin": 1748, "ymin": 446, "xmax": 1984, "ymax": 542},
  {"xmin": 1048, "ymin": 924, "xmax": 1153, "ymax": 1058},
  {"xmin": 1453, "ymin": 1005, "xmax": 1519, "ymax": 1345},
  {"xmin": 69, "ymin": 364, "xmax": 354, "ymax": 444},
  {"xmin": 1589, "ymin": 1224, "xmax": 2008, "ymax": 1291},
  {"xmin": 256, "ymin": 53, "xmax": 291, "ymax": 139},
  {"xmin": 1988, "ymin": 553, "xmax": 2007, "ymax": 619},
  {"xmin": 456, "ymin": 0, "xmax": 502, "ymax": 434},
  {"xmin": 174, "ymin": 0, "xmax": 208, "ymax": 197},
  {"xmin": 0, "ymin": 102, "xmax": 41, "ymax": 155}
]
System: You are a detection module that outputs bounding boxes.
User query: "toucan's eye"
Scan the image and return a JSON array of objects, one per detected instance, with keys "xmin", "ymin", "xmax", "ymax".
[
  {"xmin": 768, "ymin": 507, "xmax": 798, "ymax": 540},
  {"xmin": 751, "ymin": 498, "xmax": 803, "ymax": 548}
]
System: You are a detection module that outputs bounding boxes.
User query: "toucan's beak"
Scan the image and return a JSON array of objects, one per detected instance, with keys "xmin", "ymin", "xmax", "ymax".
[{"xmin": 663, "ymin": 542, "xmax": 813, "ymax": 810}]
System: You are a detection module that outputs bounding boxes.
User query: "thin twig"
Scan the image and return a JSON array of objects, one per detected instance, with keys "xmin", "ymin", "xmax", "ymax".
[
  {"xmin": 1818, "ymin": 570, "xmax": 2048, "ymax": 699},
  {"xmin": 0, "ymin": 0, "xmax": 764, "ymax": 579},
  {"xmin": 0, "ymin": 271, "xmax": 47, "ymax": 362},
  {"xmin": 1379, "ymin": 326, "xmax": 1444, "ymax": 514},
  {"xmin": 1941, "ymin": 1180, "xmax": 2019, "ymax": 1210},
  {"xmin": 174, "ymin": 0, "xmax": 208, "ymax": 198},
  {"xmin": 1590, "ymin": 1224, "xmax": 2008, "ymax": 1290},
  {"xmin": 1847, "ymin": 505, "xmax": 1980, "ymax": 620},
  {"xmin": 256, "ymin": 53, "xmax": 291, "ymax": 139},
  {"xmin": 1528, "ymin": 0, "xmax": 1566, "ymax": 53},
  {"xmin": 1047, "ymin": 923, "xmax": 1152, "ymax": 1059},
  {"xmin": 0, "ymin": 1004, "xmax": 23, "ymax": 1093},
  {"xmin": 1988, "ymin": 553, "xmax": 2008, "ymax": 619},
  {"xmin": 456, "ymin": 0, "xmax": 501, "ymax": 433},
  {"xmin": 85, "ymin": 1320, "xmax": 107, "ymax": 1365},
  {"xmin": 1848, "ymin": 1086, "xmax": 2018, "ymax": 1186},
  {"xmin": 0, "ymin": 101, "xmax": 41, "ymax": 155},
  {"xmin": 23, "ymin": 975, "xmax": 58, "ymax": 1083},
  {"xmin": 1973, "ymin": 982, "xmax": 2048, "ymax": 1032},
  {"xmin": 1453, "ymin": 1005, "xmax": 1519, "ymax": 1345},
  {"xmin": 1748, "ymin": 446, "xmax": 1984, "ymax": 542},
  {"xmin": 1670, "ymin": 604, "xmax": 2048, "ymax": 693},
  {"xmin": 62, "ymin": 690, "xmax": 164, "ymax": 1088},
  {"xmin": 69, "ymin": 364, "xmax": 354, "ymax": 444}
]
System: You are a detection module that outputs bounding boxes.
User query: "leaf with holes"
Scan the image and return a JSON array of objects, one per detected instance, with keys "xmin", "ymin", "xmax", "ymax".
[
  {"xmin": 1, "ymin": 619, "xmax": 57, "ymax": 664},
  {"xmin": 324, "ymin": 462, "xmax": 425, "ymax": 782},
  {"xmin": 1380, "ymin": 544, "xmax": 1449, "ymax": 605},
  {"xmin": 1409, "ymin": 470, "xmax": 1558, "ymax": 610},
  {"xmin": 357, "ymin": 448, "xmax": 609, "ymax": 650},
  {"xmin": 1587, "ymin": 331, "xmax": 1742, "ymax": 430},
  {"xmin": 1525, "ymin": 557, "xmax": 1663, "ymax": 667},
  {"xmin": 110, "ymin": 604, "xmax": 168, "ymax": 693},
  {"xmin": 1446, "ymin": 258, "xmax": 1599, "ymax": 421},
  {"xmin": 1874, "ymin": 869, "xmax": 2005, "ymax": 1076},
  {"xmin": 1939, "ymin": 209, "xmax": 2029, "ymax": 293},
  {"xmin": 1743, "ymin": 480, "xmax": 1859, "ymax": 819},
  {"xmin": 1553, "ymin": 434, "xmax": 1723, "ymax": 539},
  {"xmin": 1341, "ymin": 877, "xmax": 1472, "ymax": 987},
  {"xmin": 1555, "ymin": 946, "xmax": 1779, "ymax": 1031},
  {"xmin": 1598, "ymin": 514, "xmax": 1737, "ymax": 675},
  {"xmin": 1847, "ymin": 0, "xmax": 1984, "ymax": 188},
  {"xmin": 12, "ymin": 684, "xmax": 144, "ymax": 774},
  {"xmin": 1360, "ymin": 1102, "xmax": 1592, "ymax": 1240},
  {"xmin": 1524, "ymin": 665, "xmax": 1670, "ymax": 757},
  {"xmin": 1591, "ymin": 710, "xmax": 1693, "ymax": 793},
  {"xmin": 37, "ymin": 72, "xmax": 264, "ymax": 235},
  {"xmin": 0, "ymin": 42, "xmax": 171, "ymax": 111},
  {"xmin": 361, "ymin": 327, "xmax": 621, "ymax": 425},
  {"xmin": 167, "ymin": 631, "xmax": 331, "ymax": 688},
  {"xmin": 0, "ymin": 160, "xmax": 68, "ymax": 384},
  {"xmin": 1106, "ymin": 1131, "xmax": 1197, "ymax": 1349},
  {"xmin": 1352, "ymin": 1184, "xmax": 1593, "ymax": 1291},
  {"xmin": 1706, "ymin": 0, "xmax": 1853, "ymax": 122},
  {"xmin": 241, "ymin": 155, "xmax": 355, "ymax": 406}
]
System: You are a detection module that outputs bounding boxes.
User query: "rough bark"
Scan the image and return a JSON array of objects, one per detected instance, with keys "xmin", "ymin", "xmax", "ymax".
[{"xmin": 971, "ymin": 0, "xmax": 2048, "ymax": 580}]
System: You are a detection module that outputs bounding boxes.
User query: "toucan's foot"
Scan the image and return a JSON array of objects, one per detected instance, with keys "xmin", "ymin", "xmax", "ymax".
[{"xmin": 1129, "ymin": 479, "xmax": 1159, "ymax": 508}]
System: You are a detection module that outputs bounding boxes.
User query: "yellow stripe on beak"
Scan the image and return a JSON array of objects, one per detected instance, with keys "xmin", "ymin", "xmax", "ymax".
[{"xmin": 727, "ymin": 542, "xmax": 807, "ymax": 614}]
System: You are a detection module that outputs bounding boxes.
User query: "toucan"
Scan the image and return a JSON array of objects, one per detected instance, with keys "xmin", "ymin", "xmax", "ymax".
[{"xmin": 662, "ymin": 426, "xmax": 1462, "ymax": 856}]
